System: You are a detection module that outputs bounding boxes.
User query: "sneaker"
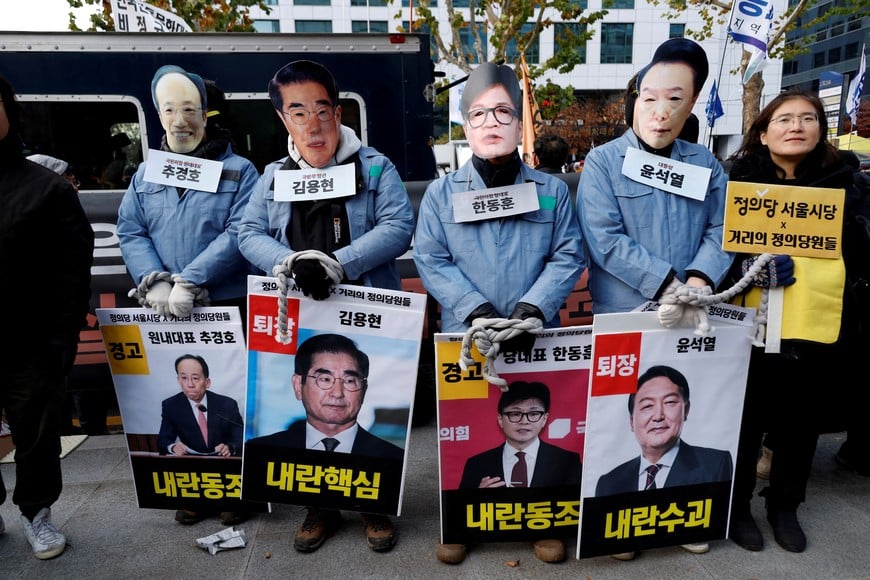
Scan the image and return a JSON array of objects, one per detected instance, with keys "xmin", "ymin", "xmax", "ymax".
[
  {"xmin": 20, "ymin": 508, "xmax": 66, "ymax": 560},
  {"xmin": 533, "ymin": 538, "xmax": 566, "ymax": 563},
  {"xmin": 294, "ymin": 507, "xmax": 341, "ymax": 553},
  {"xmin": 680, "ymin": 543, "xmax": 710, "ymax": 554},
  {"xmin": 729, "ymin": 509, "xmax": 764, "ymax": 551},
  {"xmin": 436, "ymin": 542, "xmax": 467, "ymax": 564},
  {"xmin": 361, "ymin": 513, "xmax": 397, "ymax": 552},
  {"xmin": 756, "ymin": 446, "xmax": 773, "ymax": 479},
  {"xmin": 610, "ymin": 551, "xmax": 636, "ymax": 561},
  {"xmin": 767, "ymin": 506, "xmax": 806, "ymax": 552},
  {"xmin": 174, "ymin": 509, "xmax": 206, "ymax": 525},
  {"xmin": 220, "ymin": 511, "xmax": 249, "ymax": 526}
]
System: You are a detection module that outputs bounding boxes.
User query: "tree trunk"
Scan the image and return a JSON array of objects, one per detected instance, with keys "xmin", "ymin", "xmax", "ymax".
[{"xmin": 741, "ymin": 48, "xmax": 765, "ymax": 134}]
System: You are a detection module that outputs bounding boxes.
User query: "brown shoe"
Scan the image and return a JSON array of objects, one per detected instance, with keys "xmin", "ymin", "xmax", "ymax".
[
  {"xmin": 361, "ymin": 513, "xmax": 397, "ymax": 552},
  {"xmin": 220, "ymin": 511, "xmax": 249, "ymax": 526},
  {"xmin": 174, "ymin": 509, "xmax": 206, "ymax": 525},
  {"xmin": 294, "ymin": 507, "xmax": 341, "ymax": 553},
  {"xmin": 757, "ymin": 446, "xmax": 773, "ymax": 479},
  {"xmin": 533, "ymin": 538, "xmax": 566, "ymax": 563},
  {"xmin": 436, "ymin": 542, "xmax": 467, "ymax": 564},
  {"xmin": 610, "ymin": 551, "xmax": 636, "ymax": 561}
]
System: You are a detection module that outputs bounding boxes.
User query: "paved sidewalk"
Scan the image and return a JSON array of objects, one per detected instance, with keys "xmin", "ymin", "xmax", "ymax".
[{"xmin": 1, "ymin": 421, "xmax": 869, "ymax": 579}]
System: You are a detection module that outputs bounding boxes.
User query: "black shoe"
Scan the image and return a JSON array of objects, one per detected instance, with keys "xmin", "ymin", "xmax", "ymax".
[
  {"xmin": 766, "ymin": 507, "xmax": 806, "ymax": 553},
  {"xmin": 729, "ymin": 509, "xmax": 764, "ymax": 551},
  {"xmin": 835, "ymin": 441, "xmax": 870, "ymax": 476}
]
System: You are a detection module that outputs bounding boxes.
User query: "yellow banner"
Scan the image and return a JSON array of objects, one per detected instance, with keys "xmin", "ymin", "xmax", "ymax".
[
  {"xmin": 100, "ymin": 324, "xmax": 150, "ymax": 375},
  {"xmin": 435, "ymin": 340, "xmax": 490, "ymax": 401},
  {"xmin": 723, "ymin": 181, "xmax": 845, "ymax": 258}
]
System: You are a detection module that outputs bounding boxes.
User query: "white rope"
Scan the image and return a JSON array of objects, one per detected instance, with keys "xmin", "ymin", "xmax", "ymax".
[
  {"xmin": 271, "ymin": 250, "xmax": 344, "ymax": 344},
  {"xmin": 656, "ymin": 253, "xmax": 773, "ymax": 343},
  {"xmin": 458, "ymin": 316, "xmax": 544, "ymax": 390}
]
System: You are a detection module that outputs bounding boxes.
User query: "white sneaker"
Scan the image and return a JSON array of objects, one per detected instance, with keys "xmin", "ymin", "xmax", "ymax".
[
  {"xmin": 680, "ymin": 542, "xmax": 710, "ymax": 554},
  {"xmin": 21, "ymin": 507, "xmax": 66, "ymax": 560}
]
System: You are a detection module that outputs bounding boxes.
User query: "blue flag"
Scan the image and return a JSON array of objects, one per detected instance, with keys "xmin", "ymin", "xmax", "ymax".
[{"xmin": 706, "ymin": 81, "xmax": 725, "ymax": 128}]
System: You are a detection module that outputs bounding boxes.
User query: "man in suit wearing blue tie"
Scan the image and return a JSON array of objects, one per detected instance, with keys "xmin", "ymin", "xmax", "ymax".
[{"xmin": 595, "ymin": 365, "xmax": 733, "ymax": 497}]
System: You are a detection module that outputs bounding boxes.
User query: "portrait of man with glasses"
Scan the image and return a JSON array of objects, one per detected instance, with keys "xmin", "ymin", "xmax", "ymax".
[
  {"xmin": 459, "ymin": 381, "xmax": 582, "ymax": 490},
  {"xmin": 244, "ymin": 333, "xmax": 403, "ymax": 460}
]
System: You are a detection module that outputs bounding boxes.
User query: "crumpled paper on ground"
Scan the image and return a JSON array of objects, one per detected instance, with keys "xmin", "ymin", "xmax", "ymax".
[{"xmin": 196, "ymin": 526, "xmax": 247, "ymax": 555}]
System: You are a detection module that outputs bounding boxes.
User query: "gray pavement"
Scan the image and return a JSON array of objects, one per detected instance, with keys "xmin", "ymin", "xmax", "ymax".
[{"xmin": 1, "ymin": 421, "xmax": 869, "ymax": 580}]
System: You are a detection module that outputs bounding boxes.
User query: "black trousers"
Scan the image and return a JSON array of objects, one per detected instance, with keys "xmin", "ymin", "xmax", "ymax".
[
  {"xmin": 0, "ymin": 345, "xmax": 65, "ymax": 517},
  {"xmin": 732, "ymin": 343, "xmax": 843, "ymax": 511}
]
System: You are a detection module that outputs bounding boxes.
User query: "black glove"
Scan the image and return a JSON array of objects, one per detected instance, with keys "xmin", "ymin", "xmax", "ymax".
[
  {"xmin": 464, "ymin": 302, "xmax": 500, "ymax": 326},
  {"xmin": 292, "ymin": 259, "xmax": 332, "ymax": 300},
  {"xmin": 742, "ymin": 254, "xmax": 796, "ymax": 288},
  {"xmin": 500, "ymin": 302, "xmax": 544, "ymax": 357}
]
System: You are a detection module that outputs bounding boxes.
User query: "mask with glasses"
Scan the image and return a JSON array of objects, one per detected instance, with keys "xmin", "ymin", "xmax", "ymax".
[
  {"xmin": 465, "ymin": 106, "xmax": 517, "ymax": 128},
  {"xmin": 282, "ymin": 106, "xmax": 336, "ymax": 125},
  {"xmin": 160, "ymin": 106, "xmax": 203, "ymax": 120},
  {"xmin": 769, "ymin": 113, "xmax": 819, "ymax": 128},
  {"xmin": 500, "ymin": 410, "xmax": 545, "ymax": 423},
  {"xmin": 306, "ymin": 374, "xmax": 365, "ymax": 391}
]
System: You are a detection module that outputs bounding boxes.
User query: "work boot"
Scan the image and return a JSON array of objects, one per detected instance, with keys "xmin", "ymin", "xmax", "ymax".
[
  {"xmin": 757, "ymin": 446, "xmax": 773, "ymax": 479},
  {"xmin": 729, "ymin": 507, "xmax": 764, "ymax": 551},
  {"xmin": 436, "ymin": 542, "xmax": 467, "ymax": 564},
  {"xmin": 294, "ymin": 507, "xmax": 341, "ymax": 553},
  {"xmin": 766, "ymin": 504, "xmax": 806, "ymax": 553},
  {"xmin": 220, "ymin": 511, "xmax": 250, "ymax": 526},
  {"xmin": 174, "ymin": 509, "xmax": 206, "ymax": 525},
  {"xmin": 533, "ymin": 538, "xmax": 566, "ymax": 562},
  {"xmin": 360, "ymin": 513, "xmax": 397, "ymax": 552}
]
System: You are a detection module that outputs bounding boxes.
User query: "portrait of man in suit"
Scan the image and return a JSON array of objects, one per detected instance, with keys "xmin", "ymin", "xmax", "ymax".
[
  {"xmin": 244, "ymin": 333, "xmax": 403, "ymax": 460},
  {"xmin": 157, "ymin": 353, "xmax": 244, "ymax": 457},
  {"xmin": 460, "ymin": 381, "xmax": 582, "ymax": 489},
  {"xmin": 595, "ymin": 365, "xmax": 733, "ymax": 497}
]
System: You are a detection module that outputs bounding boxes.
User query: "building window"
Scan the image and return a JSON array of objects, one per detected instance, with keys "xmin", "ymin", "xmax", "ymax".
[
  {"xmin": 452, "ymin": 0, "xmax": 469, "ymax": 6},
  {"xmin": 783, "ymin": 60, "xmax": 798, "ymax": 75},
  {"xmin": 830, "ymin": 23, "xmax": 844, "ymax": 36},
  {"xmin": 506, "ymin": 23, "xmax": 539, "ymax": 64},
  {"xmin": 600, "ymin": 23, "xmax": 633, "ymax": 64},
  {"xmin": 459, "ymin": 23, "xmax": 487, "ymax": 63},
  {"xmin": 252, "ymin": 19, "xmax": 280, "ymax": 33},
  {"xmin": 296, "ymin": 0, "xmax": 331, "ymax": 5},
  {"xmin": 402, "ymin": 0, "xmax": 434, "ymax": 5},
  {"xmin": 296, "ymin": 20, "xmax": 333, "ymax": 32},
  {"xmin": 813, "ymin": 52, "xmax": 825, "ymax": 67},
  {"xmin": 845, "ymin": 42, "xmax": 859, "ymax": 60},
  {"xmin": 263, "ymin": 0, "xmax": 278, "ymax": 4},
  {"xmin": 554, "ymin": 22, "xmax": 586, "ymax": 64},
  {"xmin": 607, "ymin": 0, "xmax": 634, "ymax": 8},
  {"xmin": 352, "ymin": 20, "xmax": 388, "ymax": 33},
  {"xmin": 669, "ymin": 23, "xmax": 685, "ymax": 38},
  {"xmin": 828, "ymin": 47, "xmax": 842, "ymax": 64}
]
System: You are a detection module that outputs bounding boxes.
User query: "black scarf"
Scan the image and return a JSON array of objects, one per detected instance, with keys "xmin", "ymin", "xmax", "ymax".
[{"xmin": 471, "ymin": 151, "xmax": 522, "ymax": 188}]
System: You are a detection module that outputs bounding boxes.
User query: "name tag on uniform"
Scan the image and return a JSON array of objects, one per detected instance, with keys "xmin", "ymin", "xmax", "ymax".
[
  {"xmin": 452, "ymin": 182, "xmax": 539, "ymax": 223},
  {"xmin": 622, "ymin": 147, "xmax": 711, "ymax": 201},
  {"xmin": 144, "ymin": 149, "xmax": 222, "ymax": 192},
  {"xmin": 274, "ymin": 163, "xmax": 354, "ymax": 202}
]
